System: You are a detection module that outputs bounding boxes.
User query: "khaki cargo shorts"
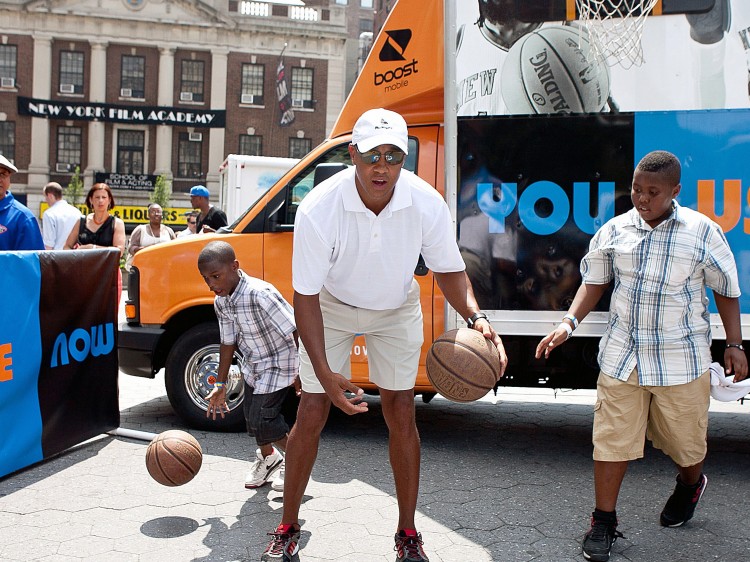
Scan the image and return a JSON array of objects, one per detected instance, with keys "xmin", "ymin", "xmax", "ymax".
[
  {"xmin": 593, "ymin": 368, "xmax": 710, "ymax": 467},
  {"xmin": 299, "ymin": 280, "xmax": 424, "ymax": 393}
]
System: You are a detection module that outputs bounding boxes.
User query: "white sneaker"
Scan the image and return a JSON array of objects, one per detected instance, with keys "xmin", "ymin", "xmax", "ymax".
[
  {"xmin": 245, "ymin": 448, "xmax": 283, "ymax": 489},
  {"xmin": 270, "ymin": 459, "xmax": 285, "ymax": 492}
]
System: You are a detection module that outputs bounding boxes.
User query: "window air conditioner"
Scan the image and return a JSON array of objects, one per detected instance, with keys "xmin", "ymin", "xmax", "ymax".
[
  {"xmin": 1, "ymin": 77, "xmax": 15, "ymax": 88},
  {"xmin": 55, "ymin": 163, "xmax": 70, "ymax": 173},
  {"xmin": 291, "ymin": 99, "xmax": 304, "ymax": 108},
  {"xmin": 189, "ymin": 132, "xmax": 203, "ymax": 142},
  {"xmin": 120, "ymin": 88, "xmax": 132, "ymax": 97},
  {"xmin": 180, "ymin": 92, "xmax": 194, "ymax": 102},
  {"xmin": 241, "ymin": 94, "xmax": 256, "ymax": 104},
  {"xmin": 60, "ymin": 83, "xmax": 75, "ymax": 94}
]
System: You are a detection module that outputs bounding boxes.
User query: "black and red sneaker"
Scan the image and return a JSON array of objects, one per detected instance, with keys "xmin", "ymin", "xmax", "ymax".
[
  {"xmin": 394, "ymin": 529, "xmax": 429, "ymax": 562},
  {"xmin": 261, "ymin": 523, "xmax": 300, "ymax": 562},
  {"xmin": 660, "ymin": 473, "xmax": 708, "ymax": 527},
  {"xmin": 582, "ymin": 512, "xmax": 624, "ymax": 562}
]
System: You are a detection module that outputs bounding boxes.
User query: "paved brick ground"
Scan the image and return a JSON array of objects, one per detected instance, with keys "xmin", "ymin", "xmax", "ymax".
[
  {"xmin": 2, "ymin": 368, "xmax": 749, "ymax": 562},
  {"xmin": 2, "ymin": 296, "xmax": 749, "ymax": 561}
]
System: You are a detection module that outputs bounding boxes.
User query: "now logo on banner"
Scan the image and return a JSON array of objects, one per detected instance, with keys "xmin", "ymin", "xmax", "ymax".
[{"xmin": 51, "ymin": 323, "xmax": 115, "ymax": 368}]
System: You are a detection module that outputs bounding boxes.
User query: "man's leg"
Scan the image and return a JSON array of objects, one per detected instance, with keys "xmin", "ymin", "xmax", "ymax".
[
  {"xmin": 677, "ymin": 461, "xmax": 704, "ymax": 486},
  {"xmin": 280, "ymin": 391, "xmax": 331, "ymax": 525},
  {"xmin": 380, "ymin": 388, "xmax": 420, "ymax": 530}
]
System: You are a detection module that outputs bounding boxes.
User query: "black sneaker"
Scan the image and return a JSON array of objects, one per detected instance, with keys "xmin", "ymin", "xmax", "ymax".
[
  {"xmin": 582, "ymin": 515, "xmax": 623, "ymax": 562},
  {"xmin": 660, "ymin": 473, "xmax": 708, "ymax": 527},
  {"xmin": 394, "ymin": 529, "xmax": 429, "ymax": 562},
  {"xmin": 261, "ymin": 524, "xmax": 300, "ymax": 561}
]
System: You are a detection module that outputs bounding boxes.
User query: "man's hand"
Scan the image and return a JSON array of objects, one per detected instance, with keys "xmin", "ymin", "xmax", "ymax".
[
  {"xmin": 206, "ymin": 387, "xmax": 230, "ymax": 419},
  {"xmin": 472, "ymin": 319, "xmax": 508, "ymax": 378},
  {"xmin": 320, "ymin": 372, "xmax": 368, "ymax": 415}
]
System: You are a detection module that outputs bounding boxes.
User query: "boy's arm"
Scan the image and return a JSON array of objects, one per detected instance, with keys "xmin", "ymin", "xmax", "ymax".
[
  {"xmin": 713, "ymin": 293, "xmax": 748, "ymax": 381},
  {"xmin": 535, "ymin": 282, "xmax": 610, "ymax": 359},
  {"xmin": 206, "ymin": 343, "xmax": 236, "ymax": 419}
]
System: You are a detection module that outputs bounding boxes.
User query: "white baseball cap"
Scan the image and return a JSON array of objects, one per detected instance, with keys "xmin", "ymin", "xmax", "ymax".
[
  {"xmin": 0, "ymin": 154, "xmax": 18, "ymax": 174},
  {"xmin": 709, "ymin": 362, "xmax": 750, "ymax": 402},
  {"xmin": 352, "ymin": 108, "xmax": 409, "ymax": 155}
]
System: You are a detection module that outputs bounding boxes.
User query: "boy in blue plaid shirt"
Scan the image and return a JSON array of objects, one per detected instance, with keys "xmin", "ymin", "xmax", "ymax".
[
  {"xmin": 199, "ymin": 240, "xmax": 299, "ymax": 492},
  {"xmin": 537, "ymin": 151, "xmax": 748, "ymax": 562}
]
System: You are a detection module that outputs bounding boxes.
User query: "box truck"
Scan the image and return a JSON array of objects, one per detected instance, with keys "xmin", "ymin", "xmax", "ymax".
[
  {"xmin": 218, "ymin": 155, "xmax": 299, "ymax": 225},
  {"xmin": 120, "ymin": 0, "xmax": 750, "ymax": 430}
]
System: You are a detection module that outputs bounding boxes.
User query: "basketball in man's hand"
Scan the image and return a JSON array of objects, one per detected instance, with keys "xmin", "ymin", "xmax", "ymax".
[
  {"xmin": 145, "ymin": 430, "xmax": 203, "ymax": 486},
  {"xmin": 426, "ymin": 328, "xmax": 500, "ymax": 402}
]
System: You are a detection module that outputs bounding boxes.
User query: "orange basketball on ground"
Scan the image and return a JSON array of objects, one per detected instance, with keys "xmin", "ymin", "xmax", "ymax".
[
  {"xmin": 426, "ymin": 328, "xmax": 500, "ymax": 403},
  {"xmin": 145, "ymin": 430, "xmax": 203, "ymax": 487}
]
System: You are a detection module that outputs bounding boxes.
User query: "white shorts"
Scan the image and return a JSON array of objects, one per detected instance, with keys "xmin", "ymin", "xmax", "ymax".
[{"xmin": 299, "ymin": 280, "xmax": 424, "ymax": 393}]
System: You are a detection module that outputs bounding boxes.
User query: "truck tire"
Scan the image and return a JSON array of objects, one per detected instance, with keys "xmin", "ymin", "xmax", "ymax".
[{"xmin": 165, "ymin": 322, "xmax": 246, "ymax": 432}]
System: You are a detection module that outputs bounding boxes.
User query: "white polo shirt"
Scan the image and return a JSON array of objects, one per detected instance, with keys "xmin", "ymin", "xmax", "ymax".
[{"xmin": 292, "ymin": 167, "xmax": 465, "ymax": 310}]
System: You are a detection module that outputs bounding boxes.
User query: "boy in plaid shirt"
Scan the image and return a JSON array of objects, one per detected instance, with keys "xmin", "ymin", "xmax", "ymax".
[{"xmin": 199, "ymin": 240, "xmax": 299, "ymax": 491}]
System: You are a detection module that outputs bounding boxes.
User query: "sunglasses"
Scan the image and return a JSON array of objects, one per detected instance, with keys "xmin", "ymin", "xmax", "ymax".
[
  {"xmin": 188, "ymin": 220, "xmax": 197, "ymax": 225},
  {"xmin": 355, "ymin": 146, "xmax": 405, "ymax": 165}
]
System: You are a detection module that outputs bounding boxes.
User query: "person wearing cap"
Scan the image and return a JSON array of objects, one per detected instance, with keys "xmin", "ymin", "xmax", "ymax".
[
  {"xmin": 189, "ymin": 185, "xmax": 227, "ymax": 234},
  {"xmin": 0, "ymin": 154, "xmax": 44, "ymax": 251},
  {"xmin": 262, "ymin": 108, "xmax": 507, "ymax": 562},
  {"xmin": 42, "ymin": 181, "xmax": 82, "ymax": 250}
]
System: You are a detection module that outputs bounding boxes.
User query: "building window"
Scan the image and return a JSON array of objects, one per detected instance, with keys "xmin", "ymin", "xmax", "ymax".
[
  {"xmin": 335, "ymin": 0, "xmax": 347, "ymax": 4},
  {"xmin": 359, "ymin": 18, "xmax": 373, "ymax": 34},
  {"xmin": 178, "ymin": 132, "xmax": 202, "ymax": 178},
  {"xmin": 240, "ymin": 63, "xmax": 264, "ymax": 105},
  {"xmin": 0, "ymin": 122, "xmax": 15, "ymax": 162},
  {"xmin": 239, "ymin": 134, "xmax": 262, "ymax": 156},
  {"xmin": 180, "ymin": 60, "xmax": 205, "ymax": 103},
  {"xmin": 57, "ymin": 126, "xmax": 82, "ymax": 171},
  {"xmin": 117, "ymin": 130, "xmax": 145, "ymax": 175},
  {"xmin": 361, "ymin": 0, "xmax": 373, "ymax": 7},
  {"xmin": 59, "ymin": 51, "xmax": 84, "ymax": 94},
  {"xmin": 0, "ymin": 45, "xmax": 17, "ymax": 87},
  {"xmin": 289, "ymin": 137, "xmax": 311, "ymax": 159},
  {"xmin": 121, "ymin": 55, "xmax": 145, "ymax": 98},
  {"xmin": 291, "ymin": 67, "xmax": 314, "ymax": 109}
]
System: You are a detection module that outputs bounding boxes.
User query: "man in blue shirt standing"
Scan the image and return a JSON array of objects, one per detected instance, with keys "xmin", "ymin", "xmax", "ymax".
[{"xmin": 0, "ymin": 154, "xmax": 44, "ymax": 251}]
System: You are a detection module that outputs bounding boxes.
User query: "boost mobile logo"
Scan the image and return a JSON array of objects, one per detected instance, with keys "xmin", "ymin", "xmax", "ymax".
[
  {"xmin": 375, "ymin": 28, "xmax": 418, "ymax": 89},
  {"xmin": 379, "ymin": 29, "xmax": 411, "ymax": 61}
]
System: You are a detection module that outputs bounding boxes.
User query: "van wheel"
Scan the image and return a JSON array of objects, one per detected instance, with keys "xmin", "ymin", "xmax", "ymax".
[{"xmin": 165, "ymin": 323, "xmax": 246, "ymax": 432}]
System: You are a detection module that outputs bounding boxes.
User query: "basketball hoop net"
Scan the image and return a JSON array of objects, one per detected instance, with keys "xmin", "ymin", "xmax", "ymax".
[{"xmin": 576, "ymin": 0, "xmax": 659, "ymax": 69}]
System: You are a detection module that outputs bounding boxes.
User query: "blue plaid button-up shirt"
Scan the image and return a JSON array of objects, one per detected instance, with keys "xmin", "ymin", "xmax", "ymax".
[
  {"xmin": 215, "ymin": 270, "xmax": 298, "ymax": 393},
  {"xmin": 582, "ymin": 202, "xmax": 740, "ymax": 386}
]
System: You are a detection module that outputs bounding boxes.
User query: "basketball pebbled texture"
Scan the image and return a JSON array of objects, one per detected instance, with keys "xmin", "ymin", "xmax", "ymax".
[
  {"xmin": 426, "ymin": 328, "xmax": 501, "ymax": 403},
  {"xmin": 501, "ymin": 24, "xmax": 610, "ymax": 114},
  {"xmin": 145, "ymin": 430, "xmax": 203, "ymax": 487}
]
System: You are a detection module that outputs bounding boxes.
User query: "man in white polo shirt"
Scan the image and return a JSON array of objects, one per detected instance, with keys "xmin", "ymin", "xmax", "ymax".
[
  {"xmin": 42, "ymin": 182, "xmax": 82, "ymax": 250},
  {"xmin": 262, "ymin": 108, "xmax": 508, "ymax": 562}
]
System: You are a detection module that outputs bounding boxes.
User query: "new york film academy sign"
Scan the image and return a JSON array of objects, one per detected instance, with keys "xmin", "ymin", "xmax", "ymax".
[{"xmin": 18, "ymin": 97, "xmax": 226, "ymax": 128}]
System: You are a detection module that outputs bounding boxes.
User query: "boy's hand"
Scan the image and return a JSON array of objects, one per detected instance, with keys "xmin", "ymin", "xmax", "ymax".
[
  {"xmin": 535, "ymin": 326, "xmax": 571, "ymax": 359},
  {"xmin": 724, "ymin": 347, "xmax": 749, "ymax": 382},
  {"xmin": 293, "ymin": 375, "xmax": 302, "ymax": 397},
  {"xmin": 319, "ymin": 372, "xmax": 368, "ymax": 415},
  {"xmin": 206, "ymin": 387, "xmax": 230, "ymax": 419}
]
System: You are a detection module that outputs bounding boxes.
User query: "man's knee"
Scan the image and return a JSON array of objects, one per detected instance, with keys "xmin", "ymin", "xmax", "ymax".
[{"xmin": 293, "ymin": 392, "xmax": 331, "ymax": 432}]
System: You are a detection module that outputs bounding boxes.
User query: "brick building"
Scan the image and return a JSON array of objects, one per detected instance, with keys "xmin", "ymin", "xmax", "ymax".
[{"xmin": 0, "ymin": 0, "xmax": 360, "ymax": 224}]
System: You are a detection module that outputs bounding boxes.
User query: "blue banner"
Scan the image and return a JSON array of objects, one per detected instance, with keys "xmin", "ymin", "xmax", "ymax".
[{"xmin": 0, "ymin": 252, "xmax": 43, "ymax": 477}]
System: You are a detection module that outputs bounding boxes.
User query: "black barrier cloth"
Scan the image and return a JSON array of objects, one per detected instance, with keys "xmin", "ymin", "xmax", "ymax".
[{"xmin": 37, "ymin": 250, "xmax": 120, "ymax": 457}]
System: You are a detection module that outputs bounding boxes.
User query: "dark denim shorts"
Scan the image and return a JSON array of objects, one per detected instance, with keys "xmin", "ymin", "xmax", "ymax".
[{"xmin": 242, "ymin": 382, "xmax": 292, "ymax": 447}]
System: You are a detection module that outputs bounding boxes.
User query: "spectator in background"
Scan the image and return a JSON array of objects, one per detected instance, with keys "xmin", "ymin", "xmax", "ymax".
[
  {"xmin": 177, "ymin": 211, "xmax": 198, "ymax": 238},
  {"xmin": 42, "ymin": 181, "xmax": 82, "ymax": 250},
  {"xmin": 190, "ymin": 185, "xmax": 227, "ymax": 233},
  {"xmin": 64, "ymin": 182, "xmax": 126, "ymax": 256},
  {"xmin": 126, "ymin": 203, "xmax": 176, "ymax": 269},
  {"xmin": 0, "ymin": 154, "xmax": 44, "ymax": 251}
]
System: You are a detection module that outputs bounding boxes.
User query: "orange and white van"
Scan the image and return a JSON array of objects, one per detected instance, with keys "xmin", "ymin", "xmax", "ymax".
[{"xmin": 120, "ymin": 0, "xmax": 750, "ymax": 429}]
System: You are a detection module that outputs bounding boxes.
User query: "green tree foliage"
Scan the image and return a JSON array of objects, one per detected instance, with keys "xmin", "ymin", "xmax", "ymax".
[
  {"xmin": 150, "ymin": 174, "xmax": 172, "ymax": 209},
  {"xmin": 65, "ymin": 166, "xmax": 84, "ymax": 206}
]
